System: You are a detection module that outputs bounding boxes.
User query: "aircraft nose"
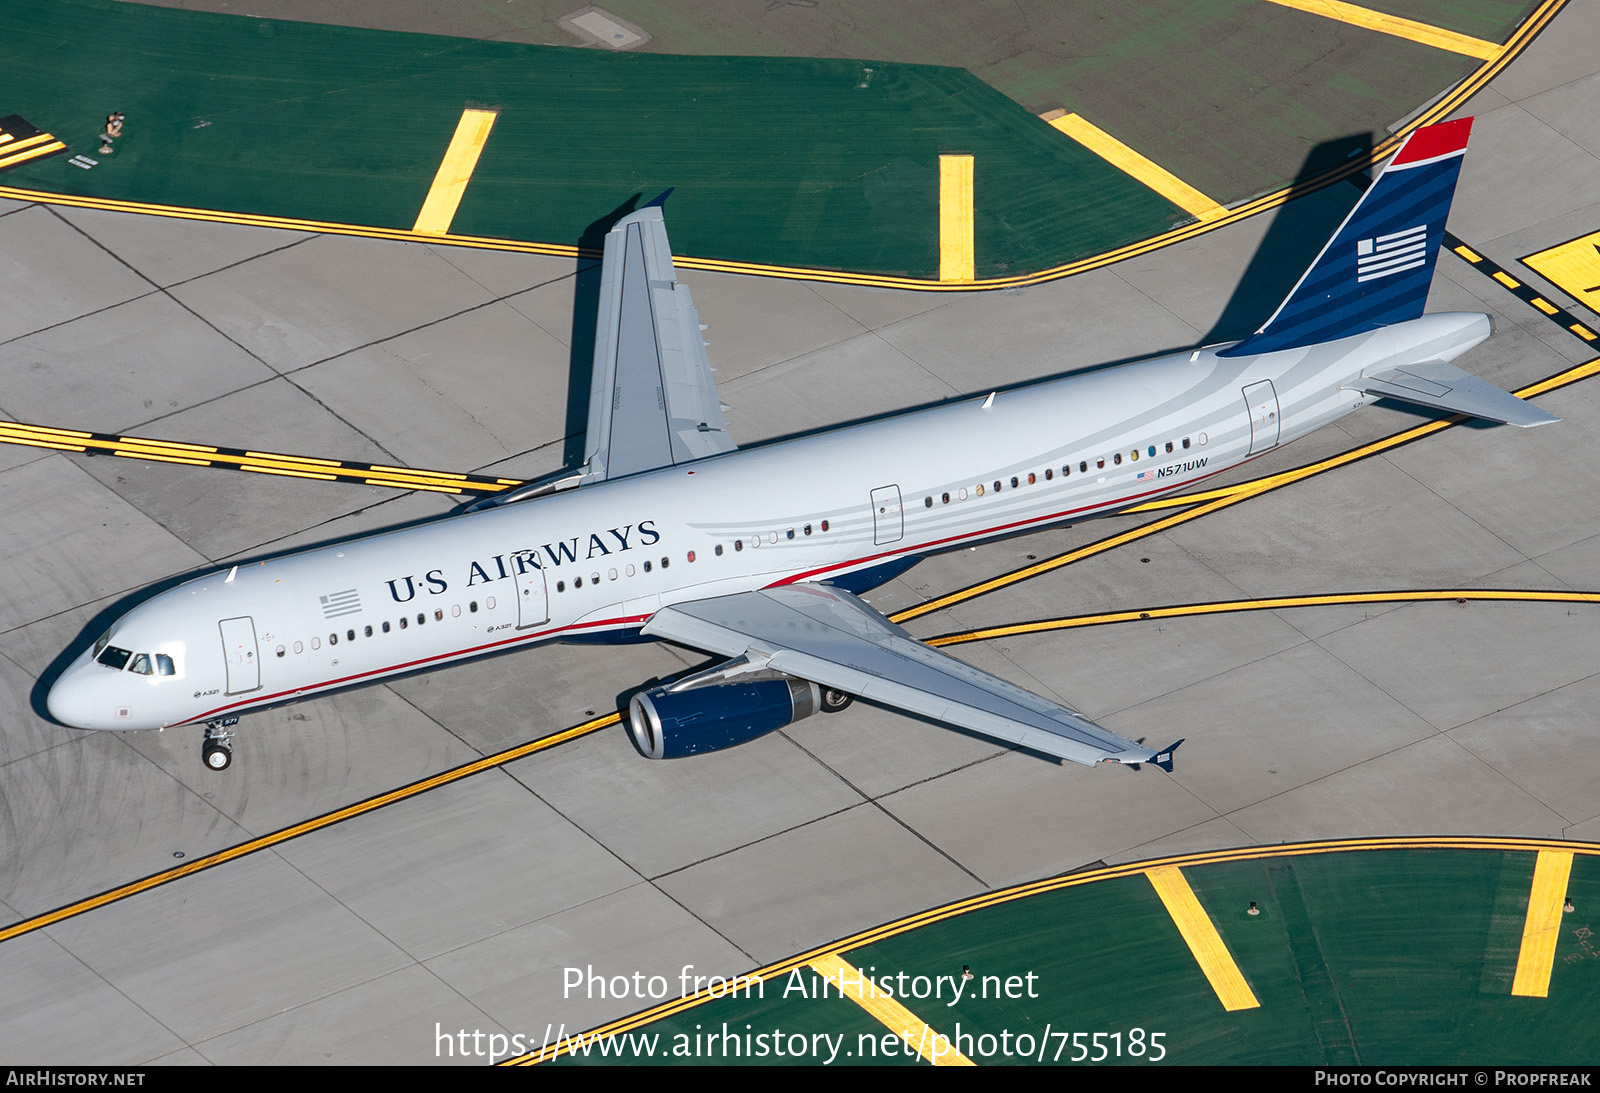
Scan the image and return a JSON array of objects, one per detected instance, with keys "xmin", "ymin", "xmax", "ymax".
[{"xmin": 46, "ymin": 669, "xmax": 96, "ymax": 729}]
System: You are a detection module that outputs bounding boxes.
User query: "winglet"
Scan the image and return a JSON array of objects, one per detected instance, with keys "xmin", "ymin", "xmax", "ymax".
[
  {"xmin": 643, "ymin": 187, "xmax": 675, "ymax": 209},
  {"xmin": 1150, "ymin": 738, "xmax": 1184, "ymax": 773}
]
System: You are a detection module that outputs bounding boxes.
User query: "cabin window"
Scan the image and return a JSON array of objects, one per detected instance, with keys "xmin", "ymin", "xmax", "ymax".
[
  {"xmin": 293, "ymin": 642, "xmax": 303, "ymax": 654},
  {"xmin": 804, "ymin": 524, "xmax": 813, "ymax": 535},
  {"xmin": 399, "ymin": 617, "xmax": 409, "ymax": 628},
  {"xmin": 1164, "ymin": 442, "xmax": 1173, "ymax": 453},
  {"xmin": 643, "ymin": 560, "xmax": 652, "ymax": 572},
  {"xmin": 275, "ymin": 646, "xmax": 285, "ymax": 658},
  {"xmin": 661, "ymin": 557, "xmax": 670, "ymax": 569},
  {"xmin": 1011, "ymin": 476, "xmax": 1020, "ymax": 488},
  {"xmin": 1096, "ymin": 458, "xmax": 1105, "ymax": 469},
  {"xmin": 434, "ymin": 609, "xmax": 443, "ymax": 621},
  {"xmin": 993, "ymin": 480, "xmax": 1002, "ymax": 492},
  {"xmin": 452, "ymin": 605, "xmax": 461, "ymax": 618},
  {"xmin": 347, "ymin": 629, "xmax": 356, "ymax": 641},
  {"xmin": 1113, "ymin": 454, "xmax": 1122, "ymax": 465},
  {"xmin": 417, "ymin": 614, "xmax": 426, "ymax": 625},
  {"xmin": 958, "ymin": 489, "xmax": 967, "ymax": 501},
  {"xmin": 715, "ymin": 544, "xmax": 724, "ymax": 556},
  {"xmin": 1182, "ymin": 437, "xmax": 1190, "ymax": 449},
  {"xmin": 382, "ymin": 621, "xmax": 390, "ymax": 633},
  {"xmin": 590, "ymin": 572, "xmax": 600, "ymax": 584},
  {"xmin": 821, "ymin": 520, "xmax": 829, "ymax": 531},
  {"xmin": 1130, "ymin": 450, "xmax": 1138, "ymax": 461},
  {"xmin": 768, "ymin": 532, "xmax": 777, "ymax": 545},
  {"xmin": 1149, "ymin": 445, "xmax": 1157, "ymax": 457},
  {"xmin": 311, "ymin": 637, "xmax": 321, "ymax": 650},
  {"xmin": 941, "ymin": 492, "xmax": 950, "ymax": 503},
  {"xmin": 1027, "ymin": 473, "xmax": 1035, "ymax": 485},
  {"xmin": 686, "ymin": 552, "xmax": 695, "ymax": 563},
  {"xmin": 364, "ymin": 625, "xmax": 373, "ymax": 637},
  {"xmin": 329, "ymin": 634, "xmax": 338, "ymax": 645},
  {"xmin": 469, "ymin": 601, "xmax": 479, "ymax": 613},
  {"xmin": 487, "ymin": 596, "xmax": 496, "ymax": 610},
  {"xmin": 1080, "ymin": 461, "xmax": 1088, "ymax": 473},
  {"xmin": 976, "ymin": 484, "xmax": 985, "ymax": 496},
  {"xmin": 157, "ymin": 654, "xmax": 175, "ymax": 675},
  {"xmin": 1045, "ymin": 469, "xmax": 1053, "ymax": 480},
  {"xmin": 575, "ymin": 576, "xmax": 583, "ymax": 588},
  {"xmin": 556, "ymin": 581, "xmax": 565, "ymax": 593},
  {"xmin": 733, "ymin": 541, "xmax": 742, "ymax": 552},
  {"xmin": 786, "ymin": 529, "xmax": 795, "ymax": 540}
]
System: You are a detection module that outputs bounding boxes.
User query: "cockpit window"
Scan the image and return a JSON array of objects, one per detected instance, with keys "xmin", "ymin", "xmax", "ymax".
[
  {"xmin": 96, "ymin": 645, "xmax": 132, "ymax": 671},
  {"xmin": 156, "ymin": 654, "xmax": 175, "ymax": 676},
  {"xmin": 128, "ymin": 654, "xmax": 153, "ymax": 676},
  {"xmin": 93, "ymin": 633, "xmax": 111, "ymax": 658}
]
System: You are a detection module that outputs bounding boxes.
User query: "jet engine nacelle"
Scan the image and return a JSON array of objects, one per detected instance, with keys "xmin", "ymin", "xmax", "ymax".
[{"xmin": 627, "ymin": 677, "xmax": 822, "ymax": 759}]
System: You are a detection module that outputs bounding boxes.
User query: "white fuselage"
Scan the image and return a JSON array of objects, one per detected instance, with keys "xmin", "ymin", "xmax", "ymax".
[{"xmin": 45, "ymin": 313, "xmax": 1490, "ymax": 732}]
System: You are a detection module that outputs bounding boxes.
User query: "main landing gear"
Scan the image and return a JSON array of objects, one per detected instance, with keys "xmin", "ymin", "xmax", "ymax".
[{"xmin": 203, "ymin": 718, "xmax": 238, "ymax": 771}]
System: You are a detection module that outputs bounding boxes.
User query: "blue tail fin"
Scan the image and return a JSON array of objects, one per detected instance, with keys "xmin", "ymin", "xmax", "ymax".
[{"xmin": 1218, "ymin": 118, "xmax": 1472, "ymax": 358}]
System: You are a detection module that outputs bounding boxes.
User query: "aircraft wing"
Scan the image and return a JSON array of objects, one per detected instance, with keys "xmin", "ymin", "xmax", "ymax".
[
  {"xmin": 581, "ymin": 203, "xmax": 736, "ymax": 484},
  {"xmin": 642, "ymin": 583, "xmax": 1177, "ymax": 769}
]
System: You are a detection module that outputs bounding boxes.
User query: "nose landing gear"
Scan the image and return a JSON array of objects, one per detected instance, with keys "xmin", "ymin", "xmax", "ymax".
[{"xmin": 203, "ymin": 718, "xmax": 238, "ymax": 771}]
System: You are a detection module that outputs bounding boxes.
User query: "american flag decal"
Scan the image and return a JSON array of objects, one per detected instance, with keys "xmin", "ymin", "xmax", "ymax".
[
  {"xmin": 320, "ymin": 589, "xmax": 362, "ymax": 618},
  {"xmin": 1356, "ymin": 224, "xmax": 1428, "ymax": 283}
]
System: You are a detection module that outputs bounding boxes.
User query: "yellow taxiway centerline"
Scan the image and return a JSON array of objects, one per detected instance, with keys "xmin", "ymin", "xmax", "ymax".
[
  {"xmin": 1145, "ymin": 866, "xmax": 1260, "ymax": 1011},
  {"xmin": 1262, "ymin": 0, "xmax": 1501, "ymax": 59},
  {"xmin": 1511, "ymin": 850, "xmax": 1575, "ymax": 998},
  {"xmin": 1044, "ymin": 112, "xmax": 1228, "ymax": 223},
  {"xmin": 808, "ymin": 954, "xmax": 974, "ymax": 1065},
  {"xmin": 413, "ymin": 108, "xmax": 499, "ymax": 235},
  {"xmin": 938, "ymin": 154, "xmax": 975, "ymax": 283},
  {"xmin": 0, "ymin": 713, "xmax": 620, "ymax": 946}
]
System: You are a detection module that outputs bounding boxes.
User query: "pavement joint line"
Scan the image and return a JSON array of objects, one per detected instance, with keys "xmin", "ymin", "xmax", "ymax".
[
  {"xmin": 511, "ymin": 837, "xmax": 1600, "ymax": 1063},
  {"xmin": 1511, "ymin": 849, "xmax": 1574, "ymax": 998},
  {"xmin": 808, "ymin": 953, "xmax": 974, "ymax": 1065},
  {"xmin": 927, "ymin": 590, "xmax": 1600, "ymax": 645},
  {"xmin": 413, "ymin": 108, "xmax": 499, "ymax": 236},
  {"xmin": 938, "ymin": 154, "xmax": 975, "ymax": 283},
  {"xmin": 0, "ymin": 0, "xmax": 1564, "ymax": 292},
  {"xmin": 1145, "ymin": 865, "xmax": 1259, "ymax": 1011},
  {"xmin": 0, "ymin": 713, "xmax": 620, "ymax": 947},
  {"xmin": 1042, "ymin": 112, "xmax": 1228, "ymax": 223},
  {"xmin": 1260, "ymin": 0, "xmax": 1502, "ymax": 59}
]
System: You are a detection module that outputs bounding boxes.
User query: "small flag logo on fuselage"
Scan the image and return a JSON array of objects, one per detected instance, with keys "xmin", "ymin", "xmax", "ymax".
[
  {"xmin": 1357, "ymin": 224, "xmax": 1428, "ymax": 283},
  {"xmin": 320, "ymin": 589, "xmax": 362, "ymax": 618}
]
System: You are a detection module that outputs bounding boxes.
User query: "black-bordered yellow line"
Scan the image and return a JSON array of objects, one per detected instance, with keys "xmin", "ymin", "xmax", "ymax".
[
  {"xmin": 1448, "ymin": 231, "xmax": 1599, "ymax": 344},
  {"xmin": 511, "ymin": 834, "xmax": 1599, "ymax": 1064},
  {"xmin": 0, "ymin": 418, "xmax": 519, "ymax": 495},
  {"xmin": 0, "ymin": 713, "xmax": 620, "ymax": 947},
  {"xmin": 925, "ymin": 589, "xmax": 1600, "ymax": 647},
  {"xmin": 1145, "ymin": 865, "xmax": 1259, "ymax": 1011},
  {"xmin": 0, "ymin": 0, "xmax": 1565, "ymax": 292},
  {"xmin": 0, "ymin": 114, "xmax": 67, "ymax": 172},
  {"xmin": 890, "ymin": 353, "xmax": 1600, "ymax": 623}
]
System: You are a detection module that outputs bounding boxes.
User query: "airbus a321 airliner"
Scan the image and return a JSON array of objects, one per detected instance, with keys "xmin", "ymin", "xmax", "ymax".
[{"xmin": 46, "ymin": 117, "xmax": 1553, "ymax": 772}]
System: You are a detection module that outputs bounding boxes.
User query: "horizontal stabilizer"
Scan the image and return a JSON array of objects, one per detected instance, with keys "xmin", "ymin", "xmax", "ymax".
[{"xmin": 1353, "ymin": 361, "xmax": 1558, "ymax": 427}]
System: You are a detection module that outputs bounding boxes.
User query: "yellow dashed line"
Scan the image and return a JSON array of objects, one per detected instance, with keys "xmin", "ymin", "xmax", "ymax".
[
  {"xmin": 1512, "ymin": 850, "xmax": 1574, "ymax": 998},
  {"xmin": 1572, "ymin": 324, "xmax": 1597, "ymax": 341},
  {"xmin": 1494, "ymin": 271, "xmax": 1521, "ymax": 289},
  {"xmin": 1262, "ymin": 0, "xmax": 1501, "ymax": 59},
  {"xmin": 1532, "ymin": 298, "xmax": 1559, "ymax": 315},
  {"xmin": 413, "ymin": 108, "xmax": 499, "ymax": 235},
  {"xmin": 1453, "ymin": 244, "xmax": 1484, "ymax": 263},
  {"xmin": 938, "ymin": 154, "xmax": 975, "ymax": 283},
  {"xmin": 1145, "ymin": 866, "xmax": 1259, "ymax": 1011},
  {"xmin": 808, "ymin": 954, "xmax": 973, "ymax": 1065},
  {"xmin": 1043, "ymin": 111, "xmax": 1228, "ymax": 223}
]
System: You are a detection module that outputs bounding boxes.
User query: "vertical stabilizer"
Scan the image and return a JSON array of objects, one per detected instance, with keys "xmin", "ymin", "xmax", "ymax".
[{"xmin": 1218, "ymin": 118, "xmax": 1473, "ymax": 357}]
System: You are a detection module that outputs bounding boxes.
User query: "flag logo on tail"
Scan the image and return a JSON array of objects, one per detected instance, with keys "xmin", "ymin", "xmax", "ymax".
[{"xmin": 1357, "ymin": 225, "xmax": 1428, "ymax": 283}]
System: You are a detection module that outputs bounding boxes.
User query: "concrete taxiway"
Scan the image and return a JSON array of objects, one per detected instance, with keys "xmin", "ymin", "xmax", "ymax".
[{"xmin": 1, "ymin": 1, "xmax": 1599, "ymax": 1065}]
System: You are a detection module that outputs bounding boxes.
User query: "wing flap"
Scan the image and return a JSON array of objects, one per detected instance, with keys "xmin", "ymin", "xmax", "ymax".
[
  {"xmin": 583, "ymin": 205, "xmax": 735, "ymax": 483},
  {"xmin": 643, "ymin": 584, "xmax": 1164, "ymax": 768}
]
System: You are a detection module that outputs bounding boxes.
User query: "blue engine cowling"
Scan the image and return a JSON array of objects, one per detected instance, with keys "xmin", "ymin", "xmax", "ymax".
[{"xmin": 627, "ymin": 678, "xmax": 822, "ymax": 759}]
